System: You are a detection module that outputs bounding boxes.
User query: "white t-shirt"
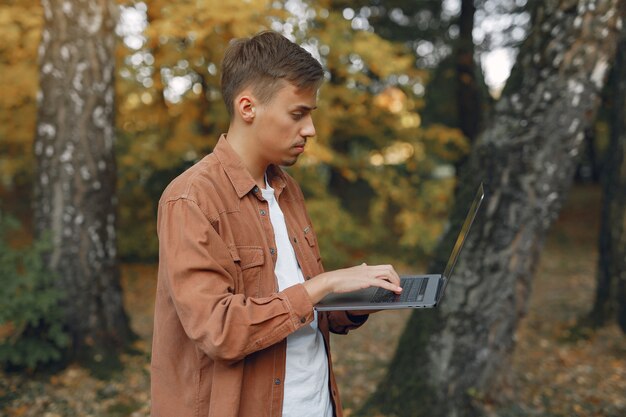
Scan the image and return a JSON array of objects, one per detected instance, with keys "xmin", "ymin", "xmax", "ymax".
[{"xmin": 261, "ymin": 180, "xmax": 333, "ymax": 417}]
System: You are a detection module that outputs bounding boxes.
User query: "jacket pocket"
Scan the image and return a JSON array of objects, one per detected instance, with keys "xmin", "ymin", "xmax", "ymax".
[
  {"xmin": 231, "ymin": 245, "xmax": 265, "ymax": 297},
  {"xmin": 302, "ymin": 226, "xmax": 324, "ymax": 273}
]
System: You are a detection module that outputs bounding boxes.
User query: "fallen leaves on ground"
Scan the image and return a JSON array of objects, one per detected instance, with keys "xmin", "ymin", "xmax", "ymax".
[{"xmin": 0, "ymin": 348, "xmax": 150, "ymax": 417}]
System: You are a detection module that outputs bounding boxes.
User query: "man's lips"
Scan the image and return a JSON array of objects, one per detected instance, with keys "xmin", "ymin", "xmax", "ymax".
[{"xmin": 292, "ymin": 143, "xmax": 306, "ymax": 153}]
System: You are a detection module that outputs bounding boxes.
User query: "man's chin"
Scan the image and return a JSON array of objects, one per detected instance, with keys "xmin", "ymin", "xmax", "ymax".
[{"xmin": 279, "ymin": 157, "xmax": 299, "ymax": 167}]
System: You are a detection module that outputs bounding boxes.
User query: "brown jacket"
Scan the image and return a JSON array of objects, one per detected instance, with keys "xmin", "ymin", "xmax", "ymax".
[{"xmin": 151, "ymin": 136, "xmax": 366, "ymax": 417}]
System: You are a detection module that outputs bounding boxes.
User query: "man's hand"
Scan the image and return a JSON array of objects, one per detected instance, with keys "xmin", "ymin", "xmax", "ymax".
[{"xmin": 302, "ymin": 263, "xmax": 401, "ymax": 305}]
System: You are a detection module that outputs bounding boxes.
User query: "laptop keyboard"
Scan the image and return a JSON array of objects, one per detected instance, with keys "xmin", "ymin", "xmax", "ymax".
[{"xmin": 370, "ymin": 277, "xmax": 428, "ymax": 303}]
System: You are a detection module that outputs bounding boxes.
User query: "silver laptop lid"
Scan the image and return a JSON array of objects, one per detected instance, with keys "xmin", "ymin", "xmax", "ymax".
[{"xmin": 438, "ymin": 183, "xmax": 485, "ymax": 299}]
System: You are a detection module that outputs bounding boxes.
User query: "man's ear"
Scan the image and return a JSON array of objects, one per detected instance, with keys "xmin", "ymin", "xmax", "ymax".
[{"xmin": 236, "ymin": 95, "xmax": 256, "ymax": 123}]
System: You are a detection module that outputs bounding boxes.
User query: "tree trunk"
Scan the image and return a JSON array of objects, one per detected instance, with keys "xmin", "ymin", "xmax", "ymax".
[
  {"xmin": 574, "ymin": 127, "xmax": 601, "ymax": 182},
  {"xmin": 456, "ymin": 0, "xmax": 482, "ymax": 145},
  {"xmin": 588, "ymin": 32, "xmax": 626, "ymax": 332},
  {"xmin": 364, "ymin": 1, "xmax": 624, "ymax": 416},
  {"xmin": 34, "ymin": 0, "xmax": 133, "ymax": 362}
]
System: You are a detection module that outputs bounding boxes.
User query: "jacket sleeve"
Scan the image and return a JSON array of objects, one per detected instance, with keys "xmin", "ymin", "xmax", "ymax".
[
  {"xmin": 157, "ymin": 197, "xmax": 315, "ymax": 363},
  {"xmin": 326, "ymin": 310, "xmax": 369, "ymax": 334}
]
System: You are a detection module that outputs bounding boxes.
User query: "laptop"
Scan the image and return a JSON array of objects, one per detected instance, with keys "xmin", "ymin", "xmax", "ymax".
[{"xmin": 315, "ymin": 183, "xmax": 485, "ymax": 311}]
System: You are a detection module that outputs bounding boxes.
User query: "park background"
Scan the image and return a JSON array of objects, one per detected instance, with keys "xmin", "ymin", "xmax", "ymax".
[{"xmin": 1, "ymin": 0, "xmax": 625, "ymax": 416}]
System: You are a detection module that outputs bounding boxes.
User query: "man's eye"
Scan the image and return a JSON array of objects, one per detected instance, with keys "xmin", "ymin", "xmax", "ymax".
[{"xmin": 291, "ymin": 113, "xmax": 304, "ymax": 120}]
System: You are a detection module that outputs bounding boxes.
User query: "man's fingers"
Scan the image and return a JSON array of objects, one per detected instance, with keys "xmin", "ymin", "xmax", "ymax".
[
  {"xmin": 370, "ymin": 272, "xmax": 402, "ymax": 293},
  {"xmin": 372, "ymin": 277, "xmax": 402, "ymax": 293},
  {"xmin": 351, "ymin": 263, "xmax": 402, "ymax": 292},
  {"xmin": 368, "ymin": 265, "xmax": 401, "ymax": 286}
]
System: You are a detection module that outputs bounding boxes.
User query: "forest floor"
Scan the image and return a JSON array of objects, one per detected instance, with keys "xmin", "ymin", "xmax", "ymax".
[{"xmin": 1, "ymin": 184, "xmax": 625, "ymax": 417}]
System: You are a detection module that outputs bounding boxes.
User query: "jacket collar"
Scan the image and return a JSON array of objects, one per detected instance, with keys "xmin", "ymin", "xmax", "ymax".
[{"xmin": 213, "ymin": 134, "xmax": 287, "ymax": 199}]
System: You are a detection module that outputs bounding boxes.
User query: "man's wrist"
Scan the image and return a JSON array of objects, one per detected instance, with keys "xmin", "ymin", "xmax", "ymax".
[{"xmin": 302, "ymin": 273, "xmax": 332, "ymax": 304}]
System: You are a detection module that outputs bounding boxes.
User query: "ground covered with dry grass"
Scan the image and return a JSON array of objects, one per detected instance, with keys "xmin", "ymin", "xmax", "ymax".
[{"xmin": 1, "ymin": 184, "xmax": 624, "ymax": 416}]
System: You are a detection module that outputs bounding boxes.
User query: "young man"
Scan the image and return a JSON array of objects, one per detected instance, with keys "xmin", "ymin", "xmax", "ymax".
[{"xmin": 151, "ymin": 31, "xmax": 401, "ymax": 417}]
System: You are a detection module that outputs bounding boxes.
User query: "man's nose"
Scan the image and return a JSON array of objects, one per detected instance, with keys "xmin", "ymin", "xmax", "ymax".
[{"xmin": 301, "ymin": 115, "xmax": 316, "ymax": 138}]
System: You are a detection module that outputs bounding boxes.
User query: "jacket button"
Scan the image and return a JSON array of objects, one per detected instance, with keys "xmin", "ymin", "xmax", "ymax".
[
  {"xmin": 274, "ymin": 378, "xmax": 281, "ymax": 385},
  {"xmin": 270, "ymin": 248, "xmax": 276, "ymax": 255},
  {"xmin": 300, "ymin": 317, "xmax": 306, "ymax": 323},
  {"xmin": 260, "ymin": 209, "xmax": 266, "ymax": 216}
]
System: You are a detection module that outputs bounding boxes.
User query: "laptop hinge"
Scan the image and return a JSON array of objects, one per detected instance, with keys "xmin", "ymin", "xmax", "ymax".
[{"xmin": 435, "ymin": 277, "xmax": 446, "ymax": 301}]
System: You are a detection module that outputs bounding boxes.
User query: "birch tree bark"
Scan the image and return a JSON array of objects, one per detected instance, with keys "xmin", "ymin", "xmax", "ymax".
[
  {"xmin": 34, "ymin": 0, "xmax": 133, "ymax": 361},
  {"xmin": 364, "ymin": 1, "xmax": 624, "ymax": 416}
]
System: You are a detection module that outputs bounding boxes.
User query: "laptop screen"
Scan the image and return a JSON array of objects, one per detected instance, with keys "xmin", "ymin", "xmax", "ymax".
[{"xmin": 441, "ymin": 183, "xmax": 485, "ymax": 286}]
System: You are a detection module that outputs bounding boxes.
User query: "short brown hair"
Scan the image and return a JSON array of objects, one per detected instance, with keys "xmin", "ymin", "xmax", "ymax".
[{"xmin": 220, "ymin": 31, "xmax": 324, "ymax": 118}]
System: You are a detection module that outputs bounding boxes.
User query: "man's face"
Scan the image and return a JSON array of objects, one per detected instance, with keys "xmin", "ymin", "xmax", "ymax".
[{"xmin": 252, "ymin": 82, "xmax": 317, "ymax": 168}]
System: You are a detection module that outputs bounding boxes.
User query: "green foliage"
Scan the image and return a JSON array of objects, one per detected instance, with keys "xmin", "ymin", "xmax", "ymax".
[
  {"xmin": 0, "ymin": 212, "xmax": 69, "ymax": 371},
  {"xmin": 304, "ymin": 195, "xmax": 371, "ymax": 270}
]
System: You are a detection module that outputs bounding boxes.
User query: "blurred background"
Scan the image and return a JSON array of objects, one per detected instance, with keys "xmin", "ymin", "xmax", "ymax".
[{"xmin": 0, "ymin": 0, "xmax": 624, "ymax": 416}]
